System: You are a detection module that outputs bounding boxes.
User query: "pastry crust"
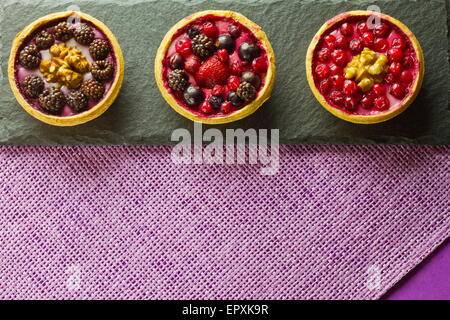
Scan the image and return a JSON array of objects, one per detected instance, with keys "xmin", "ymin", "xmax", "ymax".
[
  {"xmin": 306, "ymin": 10, "xmax": 424, "ymax": 124},
  {"xmin": 155, "ymin": 10, "xmax": 276, "ymax": 124},
  {"xmin": 8, "ymin": 11, "xmax": 124, "ymax": 127}
]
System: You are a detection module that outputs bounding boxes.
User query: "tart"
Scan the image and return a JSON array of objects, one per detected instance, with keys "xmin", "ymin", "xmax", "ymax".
[
  {"xmin": 306, "ymin": 11, "xmax": 424, "ymax": 124},
  {"xmin": 8, "ymin": 11, "xmax": 124, "ymax": 126},
  {"xmin": 155, "ymin": 10, "xmax": 276, "ymax": 124}
]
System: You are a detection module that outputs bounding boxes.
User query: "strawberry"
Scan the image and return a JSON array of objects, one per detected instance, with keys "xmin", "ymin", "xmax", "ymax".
[{"xmin": 195, "ymin": 56, "xmax": 230, "ymax": 89}]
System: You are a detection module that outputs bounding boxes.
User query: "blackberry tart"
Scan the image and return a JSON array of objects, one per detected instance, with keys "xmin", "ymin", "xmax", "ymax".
[
  {"xmin": 155, "ymin": 10, "xmax": 276, "ymax": 124},
  {"xmin": 8, "ymin": 11, "xmax": 124, "ymax": 126},
  {"xmin": 306, "ymin": 11, "xmax": 424, "ymax": 124}
]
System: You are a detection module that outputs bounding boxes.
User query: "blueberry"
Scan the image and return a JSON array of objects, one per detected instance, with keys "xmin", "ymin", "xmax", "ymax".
[
  {"xmin": 184, "ymin": 85, "xmax": 205, "ymax": 107},
  {"xmin": 216, "ymin": 34, "xmax": 235, "ymax": 54},
  {"xmin": 228, "ymin": 91, "xmax": 244, "ymax": 107},
  {"xmin": 241, "ymin": 71, "xmax": 261, "ymax": 89},
  {"xmin": 169, "ymin": 53, "xmax": 185, "ymax": 70},
  {"xmin": 209, "ymin": 95, "xmax": 224, "ymax": 110},
  {"xmin": 188, "ymin": 28, "xmax": 200, "ymax": 39},
  {"xmin": 238, "ymin": 42, "xmax": 260, "ymax": 62}
]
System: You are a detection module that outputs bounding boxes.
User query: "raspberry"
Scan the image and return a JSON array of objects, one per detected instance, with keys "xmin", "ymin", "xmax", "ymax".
[
  {"xmin": 22, "ymin": 76, "xmax": 44, "ymax": 99},
  {"xmin": 54, "ymin": 22, "xmax": 73, "ymax": 42},
  {"xmin": 91, "ymin": 60, "xmax": 114, "ymax": 81},
  {"xmin": 81, "ymin": 79, "xmax": 105, "ymax": 101},
  {"xmin": 167, "ymin": 69, "xmax": 189, "ymax": 92},
  {"xmin": 221, "ymin": 101, "xmax": 232, "ymax": 114},
  {"xmin": 90, "ymin": 39, "xmax": 110, "ymax": 61},
  {"xmin": 237, "ymin": 81, "xmax": 257, "ymax": 102},
  {"xmin": 175, "ymin": 39, "xmax": 192, "ymax": 57},
  {"xmin": 228, "ymin": 76, "xmax": 240, "ymax": 91},
  {"xmin": 252, "ymin": 57, "xmax": 267, "ymax": 74},
  {"xmin": 19, "ymin": 44, "xmax": 41, "ymax": 69},
  {"xmin": 230, "ymin": 60, "xmax": 243, "ymax": 76},
  {"xmin": 217, "ymin": 49, "xmax": 229, "ymax": 63},
  {"xmin": 38, "ymin": 87, "xmax": 66, "ymax": 114},
  {"xmin": 74, "ymin": 25, "xmax": 95, "ymax": 45},
  {"xmin": 67, "ymin": 91, "xmax": 89, "ymax": 112},
  {"xmin": 191, "ymin": 34, "xmax": 215, "ymax": 60},
  {"xmin": 202, "ymin": 22, "xmax": 218, "ymax": 39},
  {"xmin": 200, "ymin": 100, "xmax": 214, "ymax": 114},
  {"xmin": 212, "ymin": 85, "xmax": 224, "ymax": 96},
  {"xmin": 35, "ymin": 30, "xmax": 55, "ymax": 50}
]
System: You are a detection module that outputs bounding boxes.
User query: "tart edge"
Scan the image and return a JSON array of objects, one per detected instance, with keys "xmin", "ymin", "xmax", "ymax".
[
  {"xmin": 306, "ymin": 10, "xmax": 425, "ymax": 124},
  {"xmin": 8, "ymin": 11, "xmax": 125, "ymax": 127},
  {"xmin": 155, "ymin": 10, "xmax": 276, "ymax": 125}
]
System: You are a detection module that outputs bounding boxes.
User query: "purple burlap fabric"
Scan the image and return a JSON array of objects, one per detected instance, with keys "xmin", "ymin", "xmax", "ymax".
[{"xmin": 0, "ymin": 145, "xmax": 449, "ymax": 300}]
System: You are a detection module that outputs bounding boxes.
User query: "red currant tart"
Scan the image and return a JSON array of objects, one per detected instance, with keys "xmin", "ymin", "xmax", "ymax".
[
  {"xmin": 8, "ymin": 11, "xmax": 124, "ymax": 126},
  {"xmin": 155, "ymin": 10, "xmax": 276, "ymax": 124},
  {"xmin": 306, "ymin": 11, "xmax": 424, "ymax": 124}
]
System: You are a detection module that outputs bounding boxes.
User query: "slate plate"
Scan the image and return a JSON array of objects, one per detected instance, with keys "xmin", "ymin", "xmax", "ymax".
[{"xmin": 0, "ymin": 0, "xmax": 449, "ymax": 145}]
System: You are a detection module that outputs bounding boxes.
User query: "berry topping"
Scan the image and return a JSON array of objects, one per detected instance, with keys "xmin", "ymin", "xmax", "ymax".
[
  {"xmin": 188, "ymin": 27, "xmax": 200, "ymax": 39},
  {"xmin": 228, "ymin": 91, "xmax": 244, "ymax": 107},
  {"xmin": 374, "ymin": 38, "xmax": 388, "ymax": 52},
  {"xmin": 374, "ymin": 23, "xmax": 391, "ymax": 38},
  {"xmin": 90, "ymin": 39, "xmax": 110, "ymax": 61},
  {"xmin": 216, "ymin": 34, "xmax": 235, "ymax": 53},
  {"xmin": 315, "ymin": 64, "xmax": 330, "ymax": 79},
  {"xmin": 389, "ymin": 62, "xmax": 403, "ymax": 76},
  {"xmin": 350, "ymin": 38, "xmax": 363, "ymax": 54},
  {"xmin": 335, "ymin": 36, "xmax": 349, "ymax": 49},
  {"xmin": 374, "ymin": 96, "xmax": 390, "ymax": 111},
  {"xmin": 230, "ymin": 60, "xmax": 243, "ymax": 76},
  {"xmin": 196, "ymin": 56, "xmax": 230, "ymax": 89},
  {"xmin": 252, "ymin": 57, "xmax": 267, "ymax": 74},
  {"xmin": 238, "ymin": 42, "xmax": 260, "ymax": 62},
  {"xmin": 217, "ymin": 49, "xmax": 229, "ymax": 63},
  {"xmin": 175, "ymin": 38, "xmax": 192, "ymax": 57},
  {"xmin": 340, "ymin": 23, "xmax": 353, "ymax": 37},
  {"xmin": 54, "ymin": 22, "xmax": 73, "ymax": 42},
  {"xmin": 372, "ymin": 83, "xmax": 386, "ymax": 96},
  {"xmin": 331, "ymin": 49, "xmax": 347, "ymax": 67},
  {"xmin": 237, "ymin": 82, "xmax": 257, "ymax": 102},
  {"xmin": 400, "ymin": 70, "xmax": 413, "ymax": 83},
  {"xmin": 330, "ymin": 91, "xmax": 345, "ymax": 106},
  {"xmin": 38, "ymin": 87, "xmax": 66, "ymax": 114},
  {"xmin": 392, "ymin": 38, "xmax": 406, "ymax": 50},
  {"xmin": 209, "ymin": 95, "xmax": 225, "ymax": 110},
  {"xmin": 200, "ymin": 100, "xmax": 214, "ymax": 114},
  {"xmin": 35, "ymin": 30, "xmax": 55, "ymax": 50},
  {"xmin": 344, "ymin": 96, "xmax": 358, "ymax": 111},
  {"xmin": 184, "ymin": 56, "xmax": 202, "ymax": 74},
  {"xmin": 22, "ymin": 75, "xmax": 44, "ymax": 99},
  {"xmin": 184, "ymin": 85, "xmax": 205, "ymax": 107},
  {"xmin": 318, "ymin": 48, "xmax": 331, "ymax": 63},
  {"xmin": 169, "ymin": 53, "xmax": 185, "ymax": 70},
  {"xmin": 228, "ymin": 24, "xmax": 241, "ymax": 39},
  {"xmin": 228, "ymin": 76, "xmax": 240, "ymax": 91},
  {"xmin": 343, "ymin": 80, "xmax": 359, "ymax": 96},
  {"xmin": 167, "ymin": 69, "xmax": 189, "ymax": 92},
  {"xmin": 361, "ymin": 32, "xmax": 374, "ymax": 47},
  {"xmin": 81, "ymin": 79, "xmax": 105, "ymax": 101},
  {"xmin": 191, "ymin": 34, "xmax": 215, "ymax": 60},
  {"xmin": 67, "ymin": 91, "xmax": 89, "ymax": 113},
  {"xmin": 241, "ymin": 71, "xmax": 261, "ymax": 89},
  {"xmin": 221, "ymin": 101, "xmax": 232, "ymax": 114},
  {"xmin": 320, "ymin": 78, "xmax": 333, "ymax": 93},
  {"xmin": 357, "ymin": 22, "xmax": 369, "ymax": 35},
  {"xmin": 19, "ymin": 44, "xmax": 41, "ymax": 69},
  {"xmin": 390, "ymin": 83, "xmax": 406, "ymax": 99},
  {"xmin": 202, "ymin": 22, "xmax": 219, "ymax": 39},
  {"xmin": 387, "ymin": 48, "xmax": 403, "ymax": 62},
  {"xmin": 361, "ymin": 94, "xmax": 374, "ymax": 109},
  {"xmin": 91, "ymin": 60, "xmax": 114, "ymax": 81},
  {"xmin": 74, "ymin": 25, "xmax": 95, "ymax": 45}
]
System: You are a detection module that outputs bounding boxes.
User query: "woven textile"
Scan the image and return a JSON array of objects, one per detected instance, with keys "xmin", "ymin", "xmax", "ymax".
[{"xmin": 0, "ymin": 145, "xmax": 448, "ymax": 300}]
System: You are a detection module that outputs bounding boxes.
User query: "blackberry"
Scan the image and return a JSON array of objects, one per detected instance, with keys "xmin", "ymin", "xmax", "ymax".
[
  {"xmin": 54, "ymin": 22, "xmax": 74, "ymax": 42},
  {"xmin": 237, "ymin": 81, "xmax": 257, "ymax": 102},
  {"xmin": 191, "ymin": 34, "xmax": 215, "ymax": 60},
  {"xmin": 35, "ymin": 30, "xmax": 55, "ymax": 50},
  {"xmin": 19, "ymin": 44, "xmax": 41, "ymax": 69},
  {"xmin": 67, "ymin": 91, "xmax": 89, "ymax": 112},
  {"xmin": 74, "ymin": 25, "xmax": 95, "ymax": 45},
  {"xmin": 209, "ymin": 95, "xmax": 224, "ymax": 110},
  {"xmin": 167, "ymin": 69, "xmax": 189, "ymax": 92},
  {"xmin": 188, "ymin": 27, "xmax": 200, "ymax": 39},
  {"xmin": 22, "ymin": 76, "xmax": 44, "ymax": 99},
  {"xmin": 91, "ymin": 60, "xmax": 114, "ymax": 81},
  {"xmin": 38, "ymin": 87, "xmax": 66, "ymax": 114},
  {"xmin": 81, "ymin": 79, "xmax": 105, "ymax": 101},
  {"xmin": 90, "ymin": 39, "xmax": 110, "ymax": 61}
]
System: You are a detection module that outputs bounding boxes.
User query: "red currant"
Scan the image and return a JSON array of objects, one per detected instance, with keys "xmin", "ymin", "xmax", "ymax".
[
  {"xmin": 227, "ymin": 76, "xmax": 240, "ymax": 91},
  {"xmin": 217, "ymin": 49, "xmax": 229, "ymax": 63},
  {"xmin": 332, "ymin": 49, "xmax": 347, "ymax": 67},
  {"xmin": 372, "ymin": 83, "xmax": 386, "ymax": 96},
  {"xmin": 332, "ymin": 75, "xmax": 345, "ymax": 90},
  {"xmin": 200, "ymin": 100, "xmax": 214, "ymax": 114},
  {"xmin": 350, "ymin": 38, "xmax": 363, "ymax": 54},
  {"xmin": 387, "ymin": 48, "xmax": 403, "ymax": 62},
  {"xmin": 340, "ymin": 23, "xmax": 353, "ymax": 37},
  {"xmin": 374, "ymin": 96, "xmax": 390, "ymax": 111},
  {"xmin": 361, "ymin": 94, "xmax": 374, "ymax": 109},
  {"xmin": 357, "ymin": 22, "xmax": 369, "ymax": 35},
  {"xmin": 320, "ymin": 78, "xmax": 333, "ymax": 93},
  {"xmin": 175, "ymin": 39, "xmax": 192, "ymax": 57},
  {"xmin": 315, "ymin": 64, "xmax": 331, "ymax": 79},
  {"xmin": 324, "ymin": 35, "xmax": 336, "ymax": 49},
  {"xmin": 212, "ymin": 85, "xmax": 224, "ymax": 96},
  {"xmin": 389, "ymin": 62, "xmax": 403, "ymax": 76},
  {"xmin": 335, "ymin": 36, "xmax": 349, "ymax": 49},
  {"xmin": 344, "ymin": 96, "xmax": 358, "ymax": 111},
  {"xmin": 384, "ymin": 73, "xmax": 396, "ymax": 84},
  {"xmin": 400, "ymin": 70, "xmax": 413, "ymax": 84},
  {"xmin": 343, "ymin": 80, "xmax": 359, "ymax": 96},
  {"xmin": 230, "ymin": 60, "xmax": 243, "ymax": 76},
  {"xmin": 221, "ymin": 101, "xmax": 232, "ymax": 114},
  {"xmin": 374, "ymin": 23, "xmax": 391, "ymax": 38},
  {"xmin": 392, "ymin": 38, "xmax": 406, "ymax": 50},
  {"xmin": 329, "ymin": 64, "xmax": 343, "ymax": 76},
  {"xmin": 390, "ymin": 83, "xmax": 406, "ymax": 99},
  {"xmin": 374, "ymin": 38, "xmax": 388, "ymax": 52},
  {"xmin": 252, "ymin": 57, "xmax": 267, "ymax": 74},
  {"xmin": 330, "ymin": 91, "xmax": 345, "ymax": 106},
  {"xmin": 318, "ymin": 48, "xmax": 331, "ymax": 63},
  {"xmin": 362, "ymin": 32, "xmax": 374, "ymax": 47},
  {"xmin": 202, "ymin": 22, "xmax": 218, "ymax": 39},
  {"xmin": 402, "ymin": 55, "xmax": 415, "ymax": 69}
]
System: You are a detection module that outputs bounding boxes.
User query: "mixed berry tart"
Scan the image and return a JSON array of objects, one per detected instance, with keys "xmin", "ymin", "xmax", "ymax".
[
  {"xmin": 8, "ymin": 11, "xmax": 124, "ymax": 126},
  {"xmin": 155, "ymin": 10, "xmax": 276, "ymax": 124},
  {"xmin": 306, "ymin": 11, "xmax": 424, "ymax": 124}
]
